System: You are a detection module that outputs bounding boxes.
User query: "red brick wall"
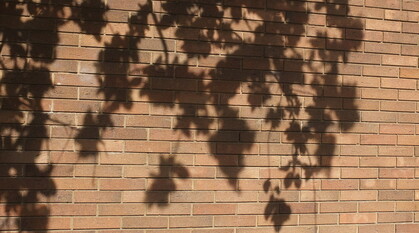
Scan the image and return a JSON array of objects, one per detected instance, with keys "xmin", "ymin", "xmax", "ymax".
[{"xmin": 0, "ymin": 0, "xmax": 418, "ymax": 232}]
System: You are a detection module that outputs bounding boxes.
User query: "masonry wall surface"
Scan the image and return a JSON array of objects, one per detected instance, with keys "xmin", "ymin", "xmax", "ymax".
[{"xmin": 0, "ymin": 0, "xmax": 418, "ymax": 232}]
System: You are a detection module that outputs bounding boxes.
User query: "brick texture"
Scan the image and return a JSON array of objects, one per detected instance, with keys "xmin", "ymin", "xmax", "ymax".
[{"xmin": 0, "ymin": 0, "xmax": 418, "ymax": 232}]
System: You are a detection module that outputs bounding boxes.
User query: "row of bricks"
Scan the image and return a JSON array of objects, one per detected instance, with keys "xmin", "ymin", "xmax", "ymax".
[
  {"xmin": 0, "ymin": 71, "xmax": 416, "ymax": 89},
  {"xmin": 1, "ymin": 101, "xmax": 418, "ymax": 119},
  {"xmin": 2, "ymin": 122, "xmax": 418, "ymax": 136},
  {"xmin": 0, "ymin": 21, "xmax": 415, "ymax": 42},
  {"xmin": 2, "ymin": 88, "xmax": 419, "ymax": 103},
  {"xmin": 1, "ymin": 27, "xmax": 417, "ymax": 50},
  {"xmin": 2, "ymin": 110, "xmax": 419, "ymax": 126},
  {"xmin": 0, "ymin": 177, "xmax": 417, "ymax": 191},
  {"xmin": 1, "ymin": 136, "xmax": 419, "ymax": 152},
  {"xmin": 1, "ymin": 78, "xmax": 418, "ymax": 96},
  {"xmin": 3, "ymin": 0, "xmax": 419, "ymax": 13},
  {"xmin": 2, "ymin": 127, "xmax": 419, "ymax": 142},
  {"xmin": 0, "ymin": 214, "xmax": 416, "ymax": 229},
  {"xmin": 1, "ymin": 188, "xmax": 418, "ymax": 203},
  {"xmin": 1, "ymin": 151, "xmax": 417, "ymax": 164},
  {"xmin": 2, "ymin": 49, "xmax": 419, "ymax": 70},
  {"xmin": 0, "ymin": 200, "xmax": 418, "ymax": 214},
  {"xmin": 2, "ymin": 3, "xmax": 418, "ymax": 29},
  {"xmin": 3, "ymin": 111, "xmax": 419, "ymax": 130},
  {"xmin": 1, "ymin": 60, "xmax": 417, "ymax": 82},
  {"xmin": 1, "ymin": 38, "xmax": 418, "ymax": 60},
  {"xmin": 0, "ymin": 218, "xmax": 417, "ymax": 232},
  {"xmin": 2, "ymin": 164, "xmax": 419, "ymax": 180}
]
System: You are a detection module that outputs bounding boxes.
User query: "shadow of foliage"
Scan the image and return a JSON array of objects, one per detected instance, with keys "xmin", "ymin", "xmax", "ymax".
[
  {"xmin": 0, "ymin": 0, "xmax": 363, "ymax": 232},
  {"xmin": 146, "ymin": 155, "xmax": 190, "ymax": 206},
  {"xmin": 0, "ymin": 0, "xmax": 108, "ymax": 231}
]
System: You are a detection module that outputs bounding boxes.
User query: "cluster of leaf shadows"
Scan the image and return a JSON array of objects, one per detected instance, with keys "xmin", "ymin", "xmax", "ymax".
[
  {"xmin": 0, "ymin": 0, "xmax": 108, "ymax": 231},
  {"xmin": 0, "ymin": 0, "xmax": 362, "ymax": 232}
]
